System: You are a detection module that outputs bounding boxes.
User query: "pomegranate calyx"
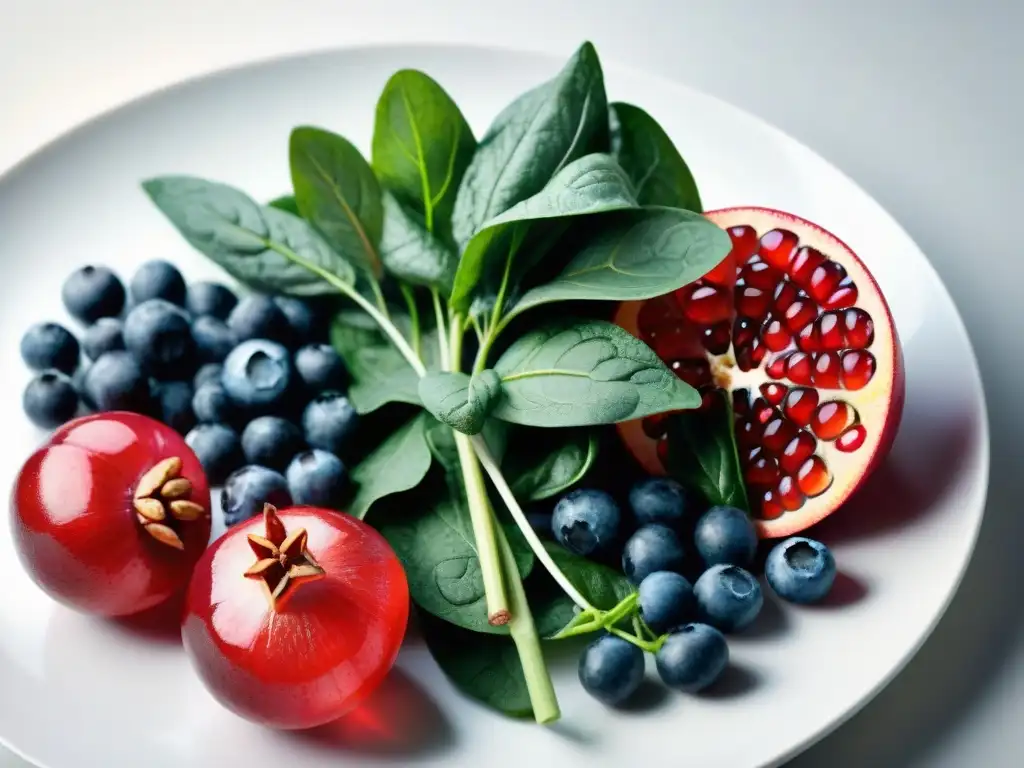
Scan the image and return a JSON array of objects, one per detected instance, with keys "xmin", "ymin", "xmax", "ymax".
[
  {"xmin": 132, "ymin": 456, "xmax": 207, "ymax": 550},
  {"xmin": 244, "ymin": 504, "xmax": 326, "ymax": 611}
]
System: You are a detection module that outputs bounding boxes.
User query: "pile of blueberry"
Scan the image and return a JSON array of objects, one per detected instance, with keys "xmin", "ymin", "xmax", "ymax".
[
  {"xmin": 19, "ymin": 260, "xmax": 357, "ymax": 527},
  {"xmin": 542, "ymin": 479, "xmax": 837, "ymax": 705}
]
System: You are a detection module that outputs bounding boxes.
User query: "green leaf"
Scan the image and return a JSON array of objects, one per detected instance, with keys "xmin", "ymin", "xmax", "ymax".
[
  {"xmin": 379, "ymin": 194, "xmax": 458, "ymax": 294},
  {"xmin": 420, "ymin": 613, "xmax": 533, "ymax": 718},
  {"xmin": 506, "ymin": 207, "xmax": 731, "ymax": 323},
  {"xmin": 418, "ymin": 370, "xmax": 502, "ymax": 435},
  {"xmin": 663, "ymin": 390, "xmax": 751, "ymax": 512},
  {"xmin": 349, "ymin": 414, "xmax": 432, "ymax": 519},
  {"xmin": 610, "ymin": 102, "xmax": 702, "ymax": 212},
  {"xmin": 290, "ymin": 126, "xmax": 384, "ymax": 278},
  {"xmin": 377, "ymin": 476, "xmax": 533, "ymax": 634},
  {"xmin": 505, "ymin": 428, "xmax": 600, "ymax": 501},
  {"xmin": 372, "ymin": 69, "xmax": 477, "ymax": 245},
  {"xmin": 424, "ymin": 417, "xmax": 508, "ymax": 472},
  {"xmin": 492, "ymin": 319, "xmax": 701, "ymax": 428},
  {"xmin": 143, "ymin": 176, "xmax": 354, "ymax": 296},
  {"xmin": 451, "ymin": 41, "xmax": 608, "ymax": 251},
  {"xmin": 449, "ymin": 152, "xmax": 636, "ymax": 313},
  {"xmin": 532, "ymin": 543, "xmax": 636, "ymax": 638},
  {"xmin": 267, "ymin": 194, "xmax": 299, "ymax": 214}
]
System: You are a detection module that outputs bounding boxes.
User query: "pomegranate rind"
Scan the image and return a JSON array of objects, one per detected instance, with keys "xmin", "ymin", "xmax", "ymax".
[{"xmin": 615, "ymin": 206, "xmax": 905, "ymax": 539}]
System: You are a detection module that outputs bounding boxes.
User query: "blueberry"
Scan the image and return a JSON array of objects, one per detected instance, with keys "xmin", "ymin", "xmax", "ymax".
[
  {"xmin": 302, "ymin": 391, "xmax": 358, "ymax": 455},
  {"xmin": 693, "ymin": 505, "xmax": 757, "ymax": 568},
  {"xmin": 242, "ymin": 416, "xmax": 305, "ymax": 471},
  {"xmin": 629, "ymin": 477, "xmax": 692, "ymax": 530},
  {"xmin": 655, "ymin": 624, "xmax": 729, "ymax": 692},
  {"xmin": 638, "ymin": 571, "xmax": 696, "ymax": 634},
  {"xmin": 21, "ymin": 323, "xmax": 80, "ymax": 374},
  {"xmin": 287, "ymin": 450, "xmax": 347, "ymax": 507},
  {"xmin": 693, "ymin": 564, "xmax": 763, "ymax": 632},
  {"xmin": 191, "ymin": 316, "xmax": 238, "ymax": 363},
  {"xmin": 227, "ymin": 295, "xmax": 292, "ymax": 346},
  {"xmin": 192, "ymin": 381, "xmax": 237, "ymax": 425},
  {"xmin": 578, "ymin": 635, "xmax": 645, "ymax": 706},
  {"xmin": 187, "ymin": 281, "xmax": 238, "ymax": 320},
  {"xmin": 123, "ymin": 299, "xmax": 196, "ymax": 379},
  {"xmin": 275, "ymin": 296, "xmax": 317, "ymax": 347},
  {"xmin": 61, "ymin": 265, "xmax": 126, "ymax": 323},
  {"xmin": 81, "ymin": 318, "xmax": 125, "ymax": 361},
  {"xmin": 129, "ymin": 260, "xmax": 186, "ymax": 306},
  {"xmin": 185, "ymin": 424, "xmax": 244, "ymax": 486},
  {"xmin": 765, "ymin": 537, "xmax": 836, "ymax": 604},
  {"xmin": 193, "ymin": 363, "xmax": 223, "ymax": 390},
  {"xmin": 221, "ymin": 465, "xmax": 292, "ymax": 527},
  {"xmin": 551, "ymin": 489, "xmax": 621, "ymax": 558},
  {"xmin": 622, "ymin": 524, "xmax": 687, "ymax": 584},
  {"xmin": 153, "ymin": 381, "xmax": 196, "ymax": 435},
  {"xmin": 221, "ymin": 339, "xmax": 293, "ymax": 413},
  {"xmin": 294, "ymin": 344, "xmax": 346, "ymax": 393},
  {"xmin": 23, "ymin": 371, "xmax": 79, "ymax": 428},
  {"xmin": 82, "ymin": 351, "xmax": 151, "ymax": 412}
]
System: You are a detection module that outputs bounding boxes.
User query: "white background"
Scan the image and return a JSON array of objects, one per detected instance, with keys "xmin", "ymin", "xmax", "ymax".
[{"xmin": 2, "ymin": 1, "xmax": 1021, "ymax": 766}]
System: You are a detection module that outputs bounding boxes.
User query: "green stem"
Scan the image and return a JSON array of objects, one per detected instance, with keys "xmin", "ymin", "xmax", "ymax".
[
  {"xmin": 369, "ymin": 277, "xmax": 390, "ymax": 319},
  {"xmin": 431, "ymin": 289, "xmax": 450, "ymax": 369},
  {"xmin": 495, "ymin": 522, "xmax": 560, "ymax": 724},
  {"xmin": 400, "ymin": 285, "xmax": 422, "ymax": 360},
  {"xmin": 609, "ymin": 626, "xmax": 664, "ymax": 654}
]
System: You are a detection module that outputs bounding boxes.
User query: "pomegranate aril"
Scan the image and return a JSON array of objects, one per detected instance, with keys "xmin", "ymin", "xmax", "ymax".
[
  {"xmin": 843, "ymin": 308, "xmax": 875, "ymax": 349},
  {"xmin": 777, "ymin": 475, "xmax": 805, "ymax": 511},
  {"xmin": 701, "ymin": 322, "xmax": 731, "ymax": 355},
  {"xmin": 760, "ymin": 382, "xmax": 787, "ymax": 406},
  {"xmin": 737, "ymin": 419, "xmax": 762, "ymax": 449},
  {"xmin": 762, "ymin": 417, "xmax": 798, "ymax": 454},
  {"xmin": 759, "ymin": 488, "xmax": 785, "ymax": 520},
  {"xmin": 841, "ymin": 350, "xmax": 876, "ymax": 390},
  {"xmin": 670, "ymin": 358, "xmax": 712, "ymax": 387},
  {"xmin": 766, "ymin": 353, "xmax": 789, "ymax": 380},
  {"xmin": 761, "ymin": 316, "xmax": 792, "ymax": 352},
  {"xmin": 836, "ymin": 424, "xmax": 867, "ymax": 452},
  {"xmin": 733, "ymin": 316, "xmax": 757, "ymax": 348},
  {"xmin": 651, "ymin": 325, "xmax": 700, "ymax": 361},
  {"xmin": 773, "ymin": 281, "xmax": 800, "ymax": 313},
  {"xmin": 727, "ymin": 225, "xmax": 759, "ymax": 263},
  {"xmin": 679, "ymin": 284, "xmax": 731, "ymax": 325},
  {"xmin": 637, "ymin": 294, "xmax": 680, "ymax": 342},
  {"xmin": 811, "ymin": 401, "xmax": 854, "ymax": 440},
  {"xmin": 797, "ymin": 456, "xmax": 833, "ymax": 497},
  {"xmin": 742, "ymin": 260, "xmax": 782, "ymax": 291},
  {"xmin": 816, "ymin": 312, "xmax": 844, "ymax": 351},
  {"xmin": 783, "ymin": 387, "xmax": 819, "ymax": 426},
  {"xmin": 734, "ymin": 286, "xmax": 770, "ymax": 320},
  {"xmin": 808, "ymin": 261, "xmax": 848, "ymax": 304},
  {"xmin": 789, "ymin": 246, "xmax": 826, "ymax": 287},
  {"xmin": 733, "ymin": 389, "xmax": 751, "ymax": 416},
  {"xmin": 656, "ymin": 437, "xmax": 670, "ymax": 467},
  {"xmin": 759, "ymin": 229, "xmax": 799, "ymax": 270},
  {"xmin": 753, "ymin": 398, "xmax": 774, "ymax": 425},
  {"xmin": 642, "ymin": 413, "xmax": 671, "ymax": 439},
  {"xmin": 812, "ymin": 352, "xmax": 842, "ymax": 389},
  {"xmin": 796, "ymin": 322, "xmax": 821, "ymax": 353},
  {"xmin": 824, "ymin": 278, "xmax": 858, "ymax": 309},
  {"xmin": 784, "ymin": 299, "xmax": 818, "ymax": 332},
  {"xmin": 746, "ymin": 449, "xmax": 781, "ymax": 486},
  {"xmin": 779, "ymin": 432, "xmax": 817, "ymax": 475},
  {"xmin": 701, "ymin": 257, "xmax": 735, "ymax": 288},
  {"xmin": 785, "ymin": 352, "xmax": 814, "ymax": 385}
]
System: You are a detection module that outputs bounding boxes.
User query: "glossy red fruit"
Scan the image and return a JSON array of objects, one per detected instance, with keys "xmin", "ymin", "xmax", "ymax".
[
  {"xmin": 181, "ymin": 504, "xmax": 409, "ymax": 730},
  {"xmin": 614, "ymin": 207, "xmax": 904, "ymax": 539},
  {"xmin": 11, "ymin": 412, "xmax": 211, "ymax": 616}
]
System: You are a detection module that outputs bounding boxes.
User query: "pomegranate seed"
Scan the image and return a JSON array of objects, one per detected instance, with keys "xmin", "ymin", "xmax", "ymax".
[
  {"xmin": 784, "ymin": 299, "xmax": 818, "ymax": 332},
  {"xmin": 824, "ymin": 277, "xmax": 858, "ymax": 309},
  {"xmin": 746, "ymin": 449, "xmax": 780, "ymax": 485},
  {"xmin": 750, "ymin": 338, "xmax": 766, "ymax": 365},
  {"xmin": 735, "ymin": 285, "xmax": 771, "ymax": 319},
  {"xmin": 702, "ymin": 257, "xmax": 735, "ymax": 288},
  {"xmin": 760, "ymin": 382, "xmax": 787, "ymax": 406},
  {"xmin": 637, "ymin": 294, "xmax": 681, "ymax": 341},
  {"xmin": 777, "ymin": 475, "xmax": 805, "ymax": 511},
  {"xmin": 762, "ymin": 417, "xmax": 798, "ymax": 454},
  {"xmin": 699, "ymin": 390, "xmax": 718, "ymax": 411},
  {"xmin": 727, "ymin": 225, "xmax": 759, "ymax": 263},
  {"xmin": 759, "ymin": 229, "xmax": 798, "ymax": 270},
  {"xmin": 780, "ymin": 431, "xmax": 817, "ymax": 475},
  {"xmin": 785, "ymin": 352, "xmax": 814, "ymax": 385},
  {"xmin": 680, "ymin": 284, "xmax": 730, "ymax": 325},
  {"xmin": 796, "ymin": 323, "xmax": 821, "ymax": 353},
  {"xmin": 835, "ymin": 424, "xmax": 867, "ymax": 452},
  {"xmin": 811, "ymin": 401, "xmax": 854, "ymax": 440},
  {"xmin": 841, "ymin": 350, "xmax": 876, "ymax": 390},
  {"xmin": 817, "ymin": 312, "xmax": 845, "ymax": 351},
  {"xmin": 742, "ymin": 260, "xmax": 782, "ymax": 291},
  {"xmin": 761, "ymin": 316, "xmax": 792, "ymax": 352},
  {"xmin": 701, "ymin": 322, "xmax": 732, "ymax": 355},
  {"xmin": 737, "ymin": 417, "xmax": 761, "ymax": 448},
  {"xmin": 733, "ymin": 316, "xmax": 757, "ymax": 348},
  {"xmin": 843, "ymin": 308, "xmax": 875, "ymax": 349},
  {"xmin": 797, "ymin": 456, "xmax": 833, "ymax": 497},
  {"xmin": 733, "ymin": 389, "xmax": 751, "ymax": 416},
  {"xmin": 783, "ymin": 387, "xmax": 819, "ymax": 426},
  {"xmin": 773, "ymin": 281, "xmax": 799, "ymax": 313},
  {"xmin": 813, "ymin": 352, "xmax": 842, "ymax": 388},
  {"xmin": 766, "ymin": 353, "xmax": 789, "ymax": 379},
  {"xmin": 759, "ymin": 488, "xmax": 785, "ymax": 520},
  {"xmin": 642, "ymin": 413, "xmax": 671, "ymax": 439},
  {"xmin": 734, "ymin": 344, "xmax": 755, "ymax": 372},
  {"xmin": 753, "ymin": 398, "xmax": 775, "ymax": 425},
  {"xmin": 670, "ymin": 358, "xmax": 712, "ymax": 387},
  {"xmin": 656, "ymin": 437, "xmax": 670, "ymax": 467},
  {"xmin": 789, "ymin": 246, "xmax": 826, "ymax": 287},
  {"xmin": 649, "ymin": 325, "xmax": 698, "ymax": 361},
  {"xmin": 808, "ymin": 261, "xmax": 848, "ymax": 304}
]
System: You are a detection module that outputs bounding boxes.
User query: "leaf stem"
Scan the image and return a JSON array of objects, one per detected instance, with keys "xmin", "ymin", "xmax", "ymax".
[
  {"xmin": 431, "ymin": 289, "xmax": 450, "ymax": 369},
  {"xmin": 368, "ymin": 277, "xmax": 390, "ymax": 319},
  {"xmin": 400, "ymin": 285, "xmax": 422, "ymax": 360}
]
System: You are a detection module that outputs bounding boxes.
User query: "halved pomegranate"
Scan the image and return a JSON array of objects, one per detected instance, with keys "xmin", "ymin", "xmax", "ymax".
[{"xmin": 615, "ymin": 207, "xmax": 904, "ymax": 538}]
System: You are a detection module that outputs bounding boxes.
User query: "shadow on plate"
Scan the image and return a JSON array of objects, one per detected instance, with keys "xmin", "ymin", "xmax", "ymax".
[
  {"xmin": 738, "ymin": 592, "xmax": 791, "ymax": 640},
  {"xmin": 700, "ymin": 662, "xmax": 762, "ymax": 700},
  {"xmin": 109, "ymin": 590, "xmax": 186, "ymax": 646},
  {"xmin": 811, "ymin": 571, "xmax": 869, "ymax": 609},
  {"xmin": 616, "ymin": 678, "xmax": 672, "ymax": 714}
]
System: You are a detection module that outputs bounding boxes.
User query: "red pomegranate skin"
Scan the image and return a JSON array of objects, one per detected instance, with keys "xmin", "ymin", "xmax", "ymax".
[
  {"xmin": 181, "ymin": 506, "xmax": 410, "ymax": 730},
  {"xmin": 11, "ymin": 412, "xmax": 211, "ymax": 617}
]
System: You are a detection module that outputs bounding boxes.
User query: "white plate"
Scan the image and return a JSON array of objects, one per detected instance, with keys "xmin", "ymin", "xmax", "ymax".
[{"xmin": 0, "ymin": 44, "xmax": 988, "ymax": 768}]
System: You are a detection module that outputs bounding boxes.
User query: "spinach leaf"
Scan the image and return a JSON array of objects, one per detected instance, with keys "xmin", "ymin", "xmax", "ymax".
[
  {"xmin": 492, "ymin": 319, "xmax": 700, "ymax": 428},
  {"xmin": 451, "ymin": 41, "xmax": 608, "ymax": 251},
  {"xmin": 449, "ymin": 153, "xmax": 637, "ymax": 314},
  {"xmin": 505, "ymin": 428, "xmax": 599, "ymax": 501},
  {"xmin": 379, "ymin": 194, "xmax": 458, "ymax": 294},
  {"xmin": 349, "ymin": 414, "xmax": 433, "ymax": 519},
  {"xmin": 267, "ymin": 194, "xmax": 299, "ymax": 214},
  {"xmin": 531, "ymin": 542, "xmax": 636, "ymax": 638},
  {"xmin": 420, "ymin": 613, "xmax": 533, "ymax": 718},
  {"xmin": 143, "ymin": 176, "xmax": 354, "ymax": 295},
  {"xmin": 290, "ymin": 126, "xmax": 384, "ymax": 278},
  {"xmin": 505, "ymin": 207, "xmax": 731, "ymax": 323},
  {"xmin": 610, "ymin": 102, "xmax": 702, "ymax": 212},
  {"xmin": 372, "ymin": 69, "xmax": 476, "ymax": 245},
  {"xmin": 377, "ymin": 476, "xmax": 533, "ymax": 634},
  {"xmin": 418, "ymin": 370, "xmax": 502, "ymax": 435},
  {"xmin": 664, "ymin": 390, "xmax": 750, "ymax": 512}
]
